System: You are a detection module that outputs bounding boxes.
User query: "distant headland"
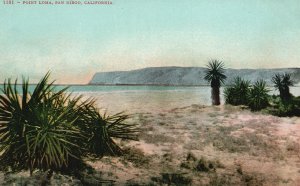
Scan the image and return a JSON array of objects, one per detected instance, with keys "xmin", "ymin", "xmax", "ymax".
[{"xmin": 89, "ymin": 67, "xmax": 300, "ymax": 86}]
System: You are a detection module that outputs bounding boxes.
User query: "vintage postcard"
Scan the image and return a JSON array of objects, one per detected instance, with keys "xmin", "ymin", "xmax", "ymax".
[{"xmin": 0, "ymin": 0, "xmax": 299, "ymax": 185}]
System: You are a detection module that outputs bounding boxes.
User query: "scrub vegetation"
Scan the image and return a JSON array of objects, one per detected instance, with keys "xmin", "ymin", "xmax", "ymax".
[{"xmin": 0, "ymin": 73, "xmax": 139, "ymax": 184}]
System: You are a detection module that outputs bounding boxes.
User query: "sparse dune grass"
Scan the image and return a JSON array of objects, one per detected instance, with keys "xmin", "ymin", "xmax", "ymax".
[
  {"xmin": 2, "ymin": 101, "xmax": 299, "ymax": 185},
  {"xmin": 140, "ymin": 133, "xmax": 177, "ymax": 145},
  {"xmin": 108, "ymin": 104, "xmax": 299, "ymax": 185},
  {"xmin": 63, "ymin": 103, "xmax": 299, "ymax": 185}
]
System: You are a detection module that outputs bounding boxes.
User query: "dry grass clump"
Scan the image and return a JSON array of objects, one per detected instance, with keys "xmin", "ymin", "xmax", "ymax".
[
  {"xmin": 181, "ymin": 153, "xmax": 224, "ymax": 173},
  {"xmin": 151, "ymin": 173, "xmax": 192, "ymax": 185},
  {"xmin": 285, "ymin": 141, "xmax": 300, "ymax": 154},
  {"xmin": 122, "ymin": 147, "xmax": 152, "ymax": 168},
  {"xmin": 200, "ymin": 125, "xmax": 282, "ymax": 158}
]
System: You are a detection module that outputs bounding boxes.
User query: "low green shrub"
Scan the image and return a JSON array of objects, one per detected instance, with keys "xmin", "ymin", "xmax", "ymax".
[
  {"xmin": 224, "ymin": 76, "xmax": 250, "ymax": 106},
  {"xmin": 224, "ymin": 78, "xmax": 270, "ymax": 111},
  {"xmin": 268, "ymin": 95, "xmax": 300, "ymax": 116},
  {"xmin": 247, "ymin": 80, "xmax": 270, "ymax": 111}
]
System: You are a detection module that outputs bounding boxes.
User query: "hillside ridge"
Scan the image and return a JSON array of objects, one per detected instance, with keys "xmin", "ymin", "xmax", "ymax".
[{"xmin": 90, "ymin": 67, "xmax": 300, "ymax": 86}]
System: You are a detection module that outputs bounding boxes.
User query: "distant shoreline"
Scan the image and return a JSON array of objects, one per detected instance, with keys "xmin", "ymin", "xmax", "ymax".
[
  {"xmin": 0, "ymin": 83, "xmax": 209, "ymax": 87},
  {"xmin": 87, "ymin": 83, "xmax": 210, "ymax": 87},
  {"xmin": 0, "ymin": 83, "xmax": 299, "ymax": 87}
]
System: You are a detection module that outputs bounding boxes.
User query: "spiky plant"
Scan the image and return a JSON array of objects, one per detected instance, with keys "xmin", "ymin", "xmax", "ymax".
[
  {"xmin": 224, "ymin": 87, "xmax": 235, "ymax": 105},
  {"xmin": 204, "ymin": 60, "xmax": 227, "ymax": 105},
  {"xmin": 63, "ymin": 93, "xmax": 139, "ymax": 157},
  {"xmin": 272, "ymin": 74, "xmax": 283, "ymax": 98},
  {"xmin": 0, "ymin": 73, "xmax": 87, "ymax": 174},
  {"xmin": 272, "ymin": 73, "xmax": 294, "ymax": 101},
  {"xmin": 248, "ymin": 80, "xmax": 270, "ymax": 111},
  {"xmin": 75, "ymin": 103, "xmax": 139, "ymax": 157},
  {"xmin": 224, "ymin": 76, "xmax": 251, "ymax": 106},
  {"xmin": 0, "ymin": 73, "xmax": 139, "ymax": 177}
]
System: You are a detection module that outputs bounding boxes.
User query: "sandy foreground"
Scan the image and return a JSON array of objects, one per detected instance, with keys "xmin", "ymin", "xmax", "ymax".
[
  {"xmin": 86, "ymin": 104, "xmax": 300, "ymax": 185},
  {"xmin": 1, "ymin": 104, "xmax": 300, "ymax": 185}
]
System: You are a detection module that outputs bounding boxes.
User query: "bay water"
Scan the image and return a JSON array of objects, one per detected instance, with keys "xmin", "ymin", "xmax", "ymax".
[{"xmin": 1, "ymin": 85, "xmax": 300, "ymax": 113}]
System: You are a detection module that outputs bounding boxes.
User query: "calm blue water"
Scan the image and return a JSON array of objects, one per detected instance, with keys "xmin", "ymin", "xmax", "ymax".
[
  {"xmin": 1, "ymin": 84, "xmax": 299, "ymax": 95},
  {"xmin": 63, "ymin": 85, "xmax": 202, "ymax": 92},
  {"xmin": 0, "ymin": 85, "xmax": 299, "ymax": 113},
  {"xmin": 0, "ymin": 85, "xmax": 202, "ymax": 93}
]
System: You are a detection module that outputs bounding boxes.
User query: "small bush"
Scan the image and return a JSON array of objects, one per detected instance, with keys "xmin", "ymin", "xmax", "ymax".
[
  {"xmin": 181, "ymin": 154, "xmax": 224, "ymax": 172},
  {"xmin": 122, "ymin": 147, "xmax": 150, "ymax": 167},
  {"xmin": 248, "ymin": 80, "xmax": 270, "ymax": 111},
  {"xmin": 181, "ymin": 152, "xmax": 198, "ymax": 170},
  {"xmin": 223, "ymin": 78, "xmax": 271, "ymax": 111},
  {"xmin": 224, "ymin": 76, "xmax": 250, "ymax": 106},
  {"xmin": 151, "ymin": 173, "xmax": 192, "ymax": 185},
  {"xmin": 268, "ymin": 95, "xmax": 300, "ymax": 116},
  {"xmin": 196, "ymin": 157, "xmax": 218, "ymax": 172},
  {"xmin": 186, "ymin": 152, "xmax": 197, "ymax": 162}
]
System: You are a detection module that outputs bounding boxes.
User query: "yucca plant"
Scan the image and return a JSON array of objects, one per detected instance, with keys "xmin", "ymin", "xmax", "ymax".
[
  {"xmin": 272, "ymin": 74, "xmax": 283, "ymax": 98},
  {"xmin": 0, "ymin": 73, "xmax": 139, "ymax": 178},
  {"xmin": 248, "ymin": 80, "xmax": 270, "ymax": 111},
  {"xmin": 204, "ymin": 60, "xmax": 227, "ymax": 105},
  {"xmin": 78, "ymin": 109, "xmax": 139, "ymax": 157},
  {"xmin": 0, "ymin": 73, "xmax": 87, "ymax": 174},
  {"xmin": 58, "ymin": 89, "xmax": 139, "ymax": 158},
  {"xmin": 272, "ymin": 73, "xmax": 294, "ymax": 101},
  {"xmin": 224, "ymin": 76, "xmax": 250, "ymax": 106}
]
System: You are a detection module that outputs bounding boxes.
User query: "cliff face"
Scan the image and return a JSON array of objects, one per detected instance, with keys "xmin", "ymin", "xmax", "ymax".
[{"xmin": 89, "ymin": 67, "xmax": 300, "ymax": 86}]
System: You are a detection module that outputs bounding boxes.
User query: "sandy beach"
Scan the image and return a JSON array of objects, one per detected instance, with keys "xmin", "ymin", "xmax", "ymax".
[{"xmin": 83, "ymin": 103, "xmax": 300, "ymax": 185}]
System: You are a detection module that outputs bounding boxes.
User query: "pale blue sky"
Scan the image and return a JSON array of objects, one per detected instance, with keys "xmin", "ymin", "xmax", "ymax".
[{"xmin": 1, "ymin": 0, "xmax": 300, "ymax": 83}]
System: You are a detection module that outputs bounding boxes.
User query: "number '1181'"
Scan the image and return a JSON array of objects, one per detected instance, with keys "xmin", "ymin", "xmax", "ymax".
[{"xmin": 3, "ymin": 0, "xmax": 14, "ymax": 4}]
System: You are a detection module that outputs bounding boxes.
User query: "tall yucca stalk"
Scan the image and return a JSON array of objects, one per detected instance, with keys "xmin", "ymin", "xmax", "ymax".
[
  {"xmin": 272, "ymin": 73, "xmax": 294, "ymax": 101},
  {"xmin": 204, "ymin": 60, "xmax": 227, "ymax": 105}
]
